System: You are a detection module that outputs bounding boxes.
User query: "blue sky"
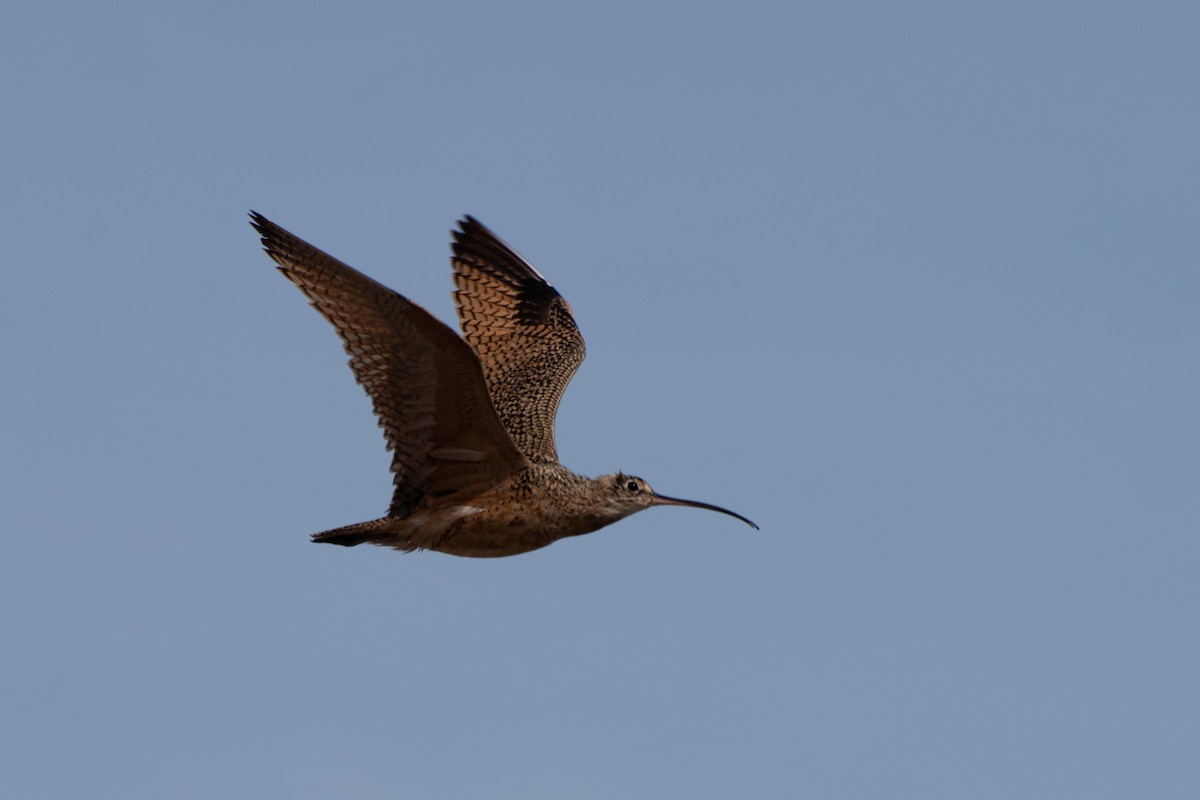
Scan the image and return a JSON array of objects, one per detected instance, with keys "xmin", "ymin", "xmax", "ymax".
[{"xmin": 3, "ymin": 2, "xmax": 1198, "ymax": 797}]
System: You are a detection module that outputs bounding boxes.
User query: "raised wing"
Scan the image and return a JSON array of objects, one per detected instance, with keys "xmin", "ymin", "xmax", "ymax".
[
  {"xmin": 251, "ymin": 212, "xmax": 531, "ymax": 516},
  {"xmin": 450, "ymin": 217, "xmax": 586, "ymax": 463}
]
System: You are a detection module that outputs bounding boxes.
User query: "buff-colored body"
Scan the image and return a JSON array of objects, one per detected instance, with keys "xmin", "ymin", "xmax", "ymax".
[
  {"xmin": 321, "ymin": 467, "xmax": 639, "ymax": 557},
  {"xmin": 251, "ymin": 212, "xmax": 756, "ymax": 557}
]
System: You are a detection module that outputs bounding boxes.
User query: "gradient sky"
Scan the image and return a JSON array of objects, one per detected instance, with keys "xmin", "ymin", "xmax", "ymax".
[{"xmin": 3, "ymin": 2, "xmax": 1198, "ymax": 798}]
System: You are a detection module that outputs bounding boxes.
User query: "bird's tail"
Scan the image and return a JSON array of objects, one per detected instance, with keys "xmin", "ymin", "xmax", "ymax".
[{"xmin": 311, "ymin": 516, "xmax": 407, "ymax": 548}]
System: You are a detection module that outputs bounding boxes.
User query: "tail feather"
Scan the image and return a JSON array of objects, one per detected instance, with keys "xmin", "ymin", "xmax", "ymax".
[
  {"xmin": 312, "ymin": 530, "xmax": 370, "ymax": 547},
  {"xmin": 311, "ymin": 517, "xmax": 400, "ymax": 548}
]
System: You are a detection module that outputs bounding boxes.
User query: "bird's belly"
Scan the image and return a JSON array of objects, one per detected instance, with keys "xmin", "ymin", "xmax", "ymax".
[{"xmin": 425, "ymin": 505, "xmax": 601, "ymax": 558}]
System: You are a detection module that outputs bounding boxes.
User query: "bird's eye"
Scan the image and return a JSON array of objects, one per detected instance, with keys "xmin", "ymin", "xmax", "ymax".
[{"xmin": 626, "ymin": 480, "xmax": 640, "ymax": 492}]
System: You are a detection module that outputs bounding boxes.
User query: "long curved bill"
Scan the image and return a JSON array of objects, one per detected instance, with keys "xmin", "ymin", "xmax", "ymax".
[{"xmin": 650, "ymin": 493, "xmax": 759, "ymax": 530}]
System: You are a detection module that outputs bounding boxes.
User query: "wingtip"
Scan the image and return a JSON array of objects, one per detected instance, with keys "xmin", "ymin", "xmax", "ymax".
[
  {"xmin": 248, "ymin": 212, "xmax": 297, "ymax": 253},
  {"xmin": 247, "ymin": 211, "xmax": 301, "ymax": 270},
  {"xmin": 453, "ymin": 214, "xmax": 486, "ymax": 242},
  {"xmin": 248, "ymin": 209, "xmax": 273, "ymax": 239},
  {"xmin": 450, "ymin": 215, "xmax": 554, "ymax": 286}
]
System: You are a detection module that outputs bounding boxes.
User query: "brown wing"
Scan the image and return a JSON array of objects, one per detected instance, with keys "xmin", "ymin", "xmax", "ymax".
[
  {"xmin": 450, "ymin": 217, "xmax": 586, "ymax": 464},
  {"xmin": 250, "ymin": 212, "xmax": 531, "ymax": 517}
]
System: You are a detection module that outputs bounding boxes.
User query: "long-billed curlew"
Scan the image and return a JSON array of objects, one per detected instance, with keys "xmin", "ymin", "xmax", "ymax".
[{"xmin": 251, "ymin": 212, "xmax": 757, "ymax": 557}]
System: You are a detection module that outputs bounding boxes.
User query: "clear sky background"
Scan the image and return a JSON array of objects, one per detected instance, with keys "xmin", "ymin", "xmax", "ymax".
[{"xmin": 3, "ymin": 2, "xmax": 1197, "ymax": 797}]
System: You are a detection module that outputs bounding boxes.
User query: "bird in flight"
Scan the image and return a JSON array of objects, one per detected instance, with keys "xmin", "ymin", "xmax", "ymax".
[{"xmin": 251, "ymin": 212, "xmax": 757, "ymax": 557}]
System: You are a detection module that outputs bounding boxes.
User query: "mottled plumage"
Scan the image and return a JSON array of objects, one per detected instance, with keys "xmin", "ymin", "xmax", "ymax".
[
  {"xmin": 451, "ymin": 217, "xmax": 585, "ymax": 464},
  {"xmin": 251, "ymin": 212, "xmax": 756, "ymax": 557}
]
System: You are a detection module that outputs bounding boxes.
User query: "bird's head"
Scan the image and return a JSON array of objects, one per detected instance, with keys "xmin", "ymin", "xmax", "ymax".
[{"xmin": 594, "ymin": 472, "xmax": 758, "ymax": 529}]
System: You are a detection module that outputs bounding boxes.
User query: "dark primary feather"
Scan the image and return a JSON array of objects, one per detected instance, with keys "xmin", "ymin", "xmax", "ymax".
[
  {"xmin": 249, "ymin": 212, "xmax": 530, "ymax": 517},
  {"xmin": 451, "ymin": 216, "xmax": 586, "ymax": 464}
]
